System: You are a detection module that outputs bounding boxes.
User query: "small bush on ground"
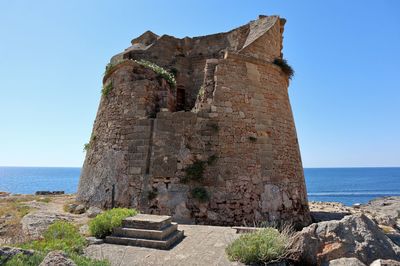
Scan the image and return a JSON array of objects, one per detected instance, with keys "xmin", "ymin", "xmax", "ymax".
[
  {"xmin": 21, "ymin": 221, "xmax": 86, "ymax": 253},
  {"xmin": 273, "ymin": 58, "xmax": 294, "ymax": 80},
  {"xmin": 226, "ymin": 227, "xmax": 291, "ymax": 264},
  {"xmin": 89, "ymin": 208, "xmax": 138, "ymax": 239},
  {"xmin": 17, "ymin": 220, "xmax": 109, "ymax": 266}
]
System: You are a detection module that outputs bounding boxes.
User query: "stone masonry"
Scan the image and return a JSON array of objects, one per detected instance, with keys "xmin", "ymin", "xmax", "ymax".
[{"xmin": 77, "ymin": 15, "xmax": 312, "ymax": 227}]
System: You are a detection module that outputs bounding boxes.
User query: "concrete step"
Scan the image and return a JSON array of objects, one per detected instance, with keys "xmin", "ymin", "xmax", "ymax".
[
  {"xmin": 122, "ymin": 214, "xmax": 172, "ymax": 230},
  {"xmin": 113, "ymin": 223, "xmax": 178, "ymax": 240},
  {"xmin": 105, "ymin": 230, "xmax": 184, "ymax": 250}
]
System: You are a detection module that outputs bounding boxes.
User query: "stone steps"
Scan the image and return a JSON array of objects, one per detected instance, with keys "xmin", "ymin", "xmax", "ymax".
[
  {"xmin": 105, "ymin": 214, "xmax": 184, "ymax": 250},
  {"xmin": 105, "ymin": 230, "xmax": 184, "ymax": 250},
  {"xmin": 113, "ymin": 223, "xmax": 178, "ymax": 240}
]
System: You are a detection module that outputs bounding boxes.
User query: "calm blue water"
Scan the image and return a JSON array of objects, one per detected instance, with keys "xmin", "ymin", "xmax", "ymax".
[
  {"xmin": 305, "ymin": 167, "xmax": 400, "ymax": 205},
  {"xmin": 0, "ymin": 167, "xmax": 399, "ymax": 206},
  {"xmin": 0, "ymin": 167, "xmax": 81, "ymax": 194}
]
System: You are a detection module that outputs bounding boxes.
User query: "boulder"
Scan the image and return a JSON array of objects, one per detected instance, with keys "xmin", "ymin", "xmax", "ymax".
[
  {"xmin": 86, "ymin": 207, "xmax": 102, "ymax": 218},
  {"xmin": 290, "ymin": 214, "xmax": 400, "ymax": 265},
  {"xmin": 65, "ymin": 203, "xmax": 78, "ymax": 213},
  {"xmin": 0, "ymin": 246, "xmax": 35, "ymax": 264},
  {"xmin": 39, "ymin": 251, "xmax": 76, "ymax": 266},
  {"xmin": 21, "ymin": 211, "xmax": 73, "ymax": 238},
  {"xmin": 73, "ymin": 204, "xmax": 86, "ymax": 214},
  {"xmin": 0, "ymin": 191, "xmax": 10, "ymax": 197},
  {"xmin": 328, "ymin": 257, "xmax": 366, "ymax": 266},
  {"xmin": 370, "ymin": 259, "xmax": 400, "ymax": 266}
]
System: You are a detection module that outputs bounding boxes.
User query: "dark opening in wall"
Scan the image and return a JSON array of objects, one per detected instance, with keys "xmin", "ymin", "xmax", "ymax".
[{"xmin": 176, "ymin": 87, "xmax": 186, "ymax": 111}]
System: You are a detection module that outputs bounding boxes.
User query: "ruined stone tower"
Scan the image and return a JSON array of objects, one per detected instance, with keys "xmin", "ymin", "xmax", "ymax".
[{"xmin": 77, "ymin": 15, "xmax": 311, "ymax": 227}]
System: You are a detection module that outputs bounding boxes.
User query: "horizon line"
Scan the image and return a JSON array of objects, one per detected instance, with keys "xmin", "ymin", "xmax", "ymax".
[{"xmin": 1, "ymin": 165, "xmax": 400, "ymax": 169}]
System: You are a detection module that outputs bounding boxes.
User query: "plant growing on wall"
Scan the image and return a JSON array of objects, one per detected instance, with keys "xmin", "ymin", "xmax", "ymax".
[
  {"xmin": 191, "ymin": 187, "xmax": 209, "ymax": 202},
  {"xmin": 273, "ymin": 58, "xmax": 294, "ymax": 80},
  {"xmin": 209, "ymin": 123, "xmax": 219, "ymax": 133},
  {"xmin": 104, "ymin": 59, "xmax": 128, "ymax": 76},
  {"xmin": 101, "ymin": 82, "xmax": 113, "ymax": 96},
  {"xmin": 134, "ymin": 59, "xmax": 176, "ymax": 88},
  {"xmin": 248, "ymin": 136, "xmax": 257, "ymax": 142},
  {"xmin": 147, "ymin": 189, "xmax": 158, "ymax": 201},
  {"xmin": 207, "ymin": 154, "xmax": 218, "ymax": 165},
  {"xmin": 83, "ymin": 135, "xmax": 96, "ymax": 152},
  {"xmin": 183, "ymin": 160, "xmax": 206, "ymax": 182}
]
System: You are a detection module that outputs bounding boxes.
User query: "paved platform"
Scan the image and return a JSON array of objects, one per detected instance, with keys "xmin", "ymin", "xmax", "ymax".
[{"xmin": 84, "ymin": 224, "xmax": 243, "ymax": 266}]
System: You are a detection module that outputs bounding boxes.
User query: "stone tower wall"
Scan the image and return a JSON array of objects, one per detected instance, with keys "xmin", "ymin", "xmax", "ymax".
[{"xmin": 77, "ymin": 15, "xmax": 311, "ymax": 227}]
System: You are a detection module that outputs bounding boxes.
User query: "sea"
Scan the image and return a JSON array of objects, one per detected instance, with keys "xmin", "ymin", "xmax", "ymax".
[{"xmin": 0, "ymin": 167, "xmax": 400, "ymax": 206}]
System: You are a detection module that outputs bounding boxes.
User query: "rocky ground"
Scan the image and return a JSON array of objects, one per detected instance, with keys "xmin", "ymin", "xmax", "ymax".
[
  {"xmin": 0, "ymin": 193, "xmax": 89, "ymax": 245},
  {"xmin": 0, "ymin": 193, "xmax": 399, "ymax": 265}
]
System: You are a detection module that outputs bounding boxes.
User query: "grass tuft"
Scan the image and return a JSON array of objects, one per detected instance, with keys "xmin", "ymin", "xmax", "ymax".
[
  {"xmin": 3, "ymin": 253, "xmax": 45, "ymax": 266},
  {"xmin": 226, "ymin": 227, "xmax": 290, "ymax": 264},
  {"xmin": 273, "ymin": 58, "xmax": 294, "ymax": 80},
  {"xmin": 89, "ymin": 208, "xmax": 138, "ymax": 239}
]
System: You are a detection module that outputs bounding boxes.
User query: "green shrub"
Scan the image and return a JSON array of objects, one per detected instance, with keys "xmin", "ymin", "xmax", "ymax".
[
  {"xmin": 273, "ymin": 58, "xmax": 294, "ymax": 80},
  {"xmin": 21, "ymin": 221, "xmax": 86, "ymax": 254},
  {"xmin": 89, "ymin": 208, "xmax": 138, "ymax": 239},
  {"xmin": 16, "ymin": 221, "xmax": 109, "ymax": 266},
  {"xmin": 134, "ymin": 59, "xmax": 176, "ymax": 88},
  {"xmin": 191, "ymin": 187, "xmax": 209, "ymax": 202},
  {"xmin": 4, "ymin": 253, "xmax": 45, "ymax": 266},
  {"xmin": 101, "ymin": 82, "xmax": 113, "ymax": 96},
  {"xmin": 226, "ymin": 228, "xmax": 289, "ymax": 264}
]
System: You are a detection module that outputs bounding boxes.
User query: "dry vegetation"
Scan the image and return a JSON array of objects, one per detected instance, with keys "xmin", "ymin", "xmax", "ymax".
[{"xmin": 0, "ymin": 195, "xmax": 53, "ymax": 244}]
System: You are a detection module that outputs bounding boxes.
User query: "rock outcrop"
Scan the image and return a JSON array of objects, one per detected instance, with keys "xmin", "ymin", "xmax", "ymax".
[
  {"xmin": 39, "ymin": 251, "xmax": 76, "ymax": 266},
  {"xmin": 77, "ymin": 15, "xmax": 311, "ymax": 227},
  {"xmin": 290, "ymin": 214, "xmax": 400, "ymax": 265},
  {"xmin": 0, "ymin": 246, "xmax": 35, "ymax": 264}
]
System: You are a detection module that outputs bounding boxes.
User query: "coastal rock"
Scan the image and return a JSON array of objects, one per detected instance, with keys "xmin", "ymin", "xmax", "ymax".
[
  {"xmin": 21, "ymin": 211, "xmax": 73, "ymax": 238},
  {"xmin": 328, "ymin": 257, "xmax": 366, "ymax": 266},
  {"xmin": 290, "ymin": 214, "xmax": 400, "ymax": 265},
  {"xmin": 0, "ymin": 246, "xmax": 35, "ymax": 264},
  {"xmin": 370, "ymin": 259, "xmax": 400, "ymax": 266},
  {"xmin": 0, "ymin": 191, "xmax": 10, "ymax": 197},
  {"xmin": 86, "ymin": 207, "xmax": 102, "ymax": 218},
  {"xmin": 65, "ymin": 203, "xmax": 78, "ymax": 213},
  {"xmin": 39, "ymin": 251, "xmax": 76, "ymax": 266},
  {"xmin": 74, "ymin": 204, "xmax": 86, "ymax": 214},
  {"xmin": 35, "ymin": 191, "xmax": 64, "ymax": 195}
]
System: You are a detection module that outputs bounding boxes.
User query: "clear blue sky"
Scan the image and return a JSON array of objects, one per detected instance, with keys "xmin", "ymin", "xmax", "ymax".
[{"xmin": 0, "ymin": 0, "xmax": 399, "ymax": 167}]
